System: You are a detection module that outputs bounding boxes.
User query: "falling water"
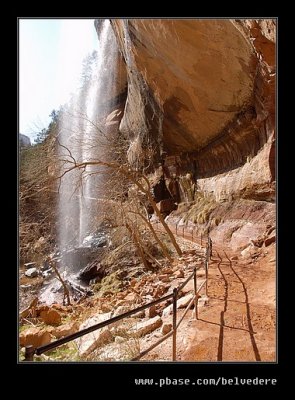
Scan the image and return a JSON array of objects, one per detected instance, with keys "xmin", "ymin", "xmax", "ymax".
[{"xmin": 57, "ymin": 20, "xmax": 118, "ymax": 270}]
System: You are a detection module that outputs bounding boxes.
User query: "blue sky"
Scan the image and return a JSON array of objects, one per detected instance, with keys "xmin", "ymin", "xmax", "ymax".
[{"xmin": 19, "ymin": 19, "xmax": 99, "ymax": 142}]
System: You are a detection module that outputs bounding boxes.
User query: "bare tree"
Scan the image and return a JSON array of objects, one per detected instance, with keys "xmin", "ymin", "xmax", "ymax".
[{"xmin": 56, "ymin": 151, "xmax": 182, "ymax": 257}]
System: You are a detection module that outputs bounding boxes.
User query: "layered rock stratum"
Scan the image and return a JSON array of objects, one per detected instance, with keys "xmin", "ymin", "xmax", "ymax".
[{"xmin": 105, "ymin": 19, "xmax": 276, "ymax": 250}]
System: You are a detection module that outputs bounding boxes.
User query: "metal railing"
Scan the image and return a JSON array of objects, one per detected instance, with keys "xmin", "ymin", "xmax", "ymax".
[
  {"xmin": 24, "ymin": 238, "xmax": 211, "ymax": 362},
  {"xmin": 154, "ymin": 219, "xmax": 207, "ymax": 246}
]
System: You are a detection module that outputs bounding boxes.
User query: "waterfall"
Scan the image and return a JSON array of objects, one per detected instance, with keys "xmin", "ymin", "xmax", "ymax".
[{"xmin": 57, "ymin": 20, "xmax": 118, "ymax": 270}]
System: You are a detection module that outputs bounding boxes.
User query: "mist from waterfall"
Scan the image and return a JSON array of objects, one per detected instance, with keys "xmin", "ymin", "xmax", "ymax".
[{"xmin": 57, "ymin": 20, "xmax": 118, "ymax": 269}]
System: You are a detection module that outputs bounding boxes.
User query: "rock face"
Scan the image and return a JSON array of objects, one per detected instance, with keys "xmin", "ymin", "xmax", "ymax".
[
  {"xmin": 109, "ymin": 21, "xmax": 274, "ymax": 171},
  {"xmin": 102, "ymin": 19, "xmax": 276, "ymax": 249},
  {"xmin": 19, "ymin": 133, "xmax": 31, "ymax": 148}
]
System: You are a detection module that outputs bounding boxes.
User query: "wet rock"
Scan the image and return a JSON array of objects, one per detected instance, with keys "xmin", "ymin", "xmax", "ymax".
[
  {"xmin": 129, "ymin": 316, "xmax": 162, "ymax": 337},
  {"xmin": 20, "ymin": 327, "xmax": 53, "ymax": 348},
  {"xmin": 42, "ymin": 270, "xmax": 53, "ymax": 279},
  {"xmin": 24, "ymin": 262, "xmax": 36, "ymax": 270},
  {"xmin": 25, "ymin": 268, "xmax": 38, "ymax": 278},
  {"xmin": 20, "ymin": 284, "xmax": 32, "ymax": 291},
  {"xmin": 41, "ymin": 261, "xmax": 51, "ymax": 271},
  {"xmin": 79, "ymin": 262, "xmax": 105, "ymax": 282}
]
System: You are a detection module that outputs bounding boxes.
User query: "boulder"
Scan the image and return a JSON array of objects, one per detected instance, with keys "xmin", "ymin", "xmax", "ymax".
[
  {"xmin": 174, "ymin": 269, "xmax": 184, "ymax": 278},
  {"xmin": 133, "ymin": 310, "xmax": 146, "ymax": 318},
  {"xmin": 76, "ymin": 328, "xmax": 113, "ymax": 357},
  {"xmin": 154, "ymin": 284, "xmax": 168, "ymax": 298},
  {"xmin": 162, "ymin": 267, "xmax": 173, "ymax": 274},
  {"xmin": 124, "ymin": 293, "xmax": 137, "ymax": 302},
  {"xmin": 20, "ymin": 284, "xmax": 32, "ymax": 291},
  {"xmin": 241, "ymin": 245, "xmax": 253, "ymax": 258},
  {"xmin": 146, "ymin": 305, "xmax": 157, "ymax": 318},
  {"xmin": 177, "ymin": 293, "xmax": 194, "ymax": 308},
  {"xmin": 75, "ymin": 313, "xmax": 115, "ymax": 357},
  {"xmin": 25, "ymin": 268, "xmax": 38, "ymax": 278},
  {"xmin": 265, "ymin": 235, "xmax": 275, "ymax": 246},
  {"xmin": 162, "ymin": 304, "xmax": 173, "ymax": 317},
  {"xmin": 24, "ymin": 262, "xmax": 36, "ymax": 270},
  {"xmin": 40, "ymin": 309, "xmax": 62, "ymax": 326},
  {"xmin": 158, "ymin": 274, "xmax": 170, "ymax": 283},
  {"xmin": 113, "ymin": 305, "xmax": 130, "ymax": 317},
  {"xmin": 129, "ymin": 316, "xmax": 162, "ymax": 337},
  {"xmin": 161, "ymin": 323, "xmax": 172, "ymax": 335},
  {"xmin": 79, "ymin": 262, "xmax": 105, "ymax": 282},
  {"xmin": 198, "ymin": 295, "xmax": 209, "ymax": 307},
  {"xmin": 52, "ymin": 322, "xmax": 79, "ymax": 339},
  {"xmin": 33, "ymin": 236, "xmax": 46, "ymax": 251},
  {"xmin": 162, "ymin": 293, "xmax": 194, "ymax": 316},
  {"xmin": 19, "ymin": 327, "xmax": 52, "ymax": 348}
]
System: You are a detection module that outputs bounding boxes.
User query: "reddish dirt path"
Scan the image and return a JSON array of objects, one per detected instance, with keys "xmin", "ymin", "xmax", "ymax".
[
  {"xmin": 142, "ymin": 228, "xmax": 276, "ymax": 362},
  {"xmin": 181, "ymin": 248, "xmax": 276, "ymax": 362}
]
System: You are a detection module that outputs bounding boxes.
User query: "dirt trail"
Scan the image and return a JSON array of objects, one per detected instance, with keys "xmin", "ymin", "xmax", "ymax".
[{"xmin": 142, "ymin": 231, "xmax": 276, "ymax": 362}]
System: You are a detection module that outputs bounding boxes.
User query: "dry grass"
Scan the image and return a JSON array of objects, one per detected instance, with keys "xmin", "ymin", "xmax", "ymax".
[{"xmin": 184, "ymin": 192, "xmax": 217, "ymax": 225}]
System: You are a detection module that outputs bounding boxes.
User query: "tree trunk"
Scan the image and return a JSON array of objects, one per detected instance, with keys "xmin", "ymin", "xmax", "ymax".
[{"xmin": 50, "ymin": 261, "xmax": 71, "ymax": 305}]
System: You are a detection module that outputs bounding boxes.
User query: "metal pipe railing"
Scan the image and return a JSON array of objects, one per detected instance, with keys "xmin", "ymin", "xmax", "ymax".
[
  {"xmin": 24, "ymin": 235, "xmax": 211, "ymax": 362},
  {"xmin": 172, "ymin": 288, "xmax": 178, "ymax": 361},
  {"xmin": 28, "ymin": 292, "xmax": 173, "ymax": 358}
]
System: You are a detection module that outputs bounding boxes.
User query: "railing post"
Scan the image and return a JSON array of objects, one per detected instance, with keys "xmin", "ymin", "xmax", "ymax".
[
  {"xmin": 205, "ymin": 245, "xmax": 209, "ymax": 297},
  {"xmin": 191, "ymin": 228, "xmax": 193, "ymax": 241},
  {"xmin": 175, "ymin": 223, "xmax": 177, "ymax": 235},
  {"xmin": 24, "ymin": 345, "xmax": 35, "ymax": 361},
  {"xmin": 201, "ymin": 232, "xmax": 202, "ymax": 246},
  {"xmin": 193, "ymin": 268, "xmax": 198, "ymax": 319},
  {"xmin": 182, "ymin": 226, "xmax": 185, "ymax": 238},
  {"xmin": 172, "ymin": 288, "xmax": 178, "ymax": 361}
]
